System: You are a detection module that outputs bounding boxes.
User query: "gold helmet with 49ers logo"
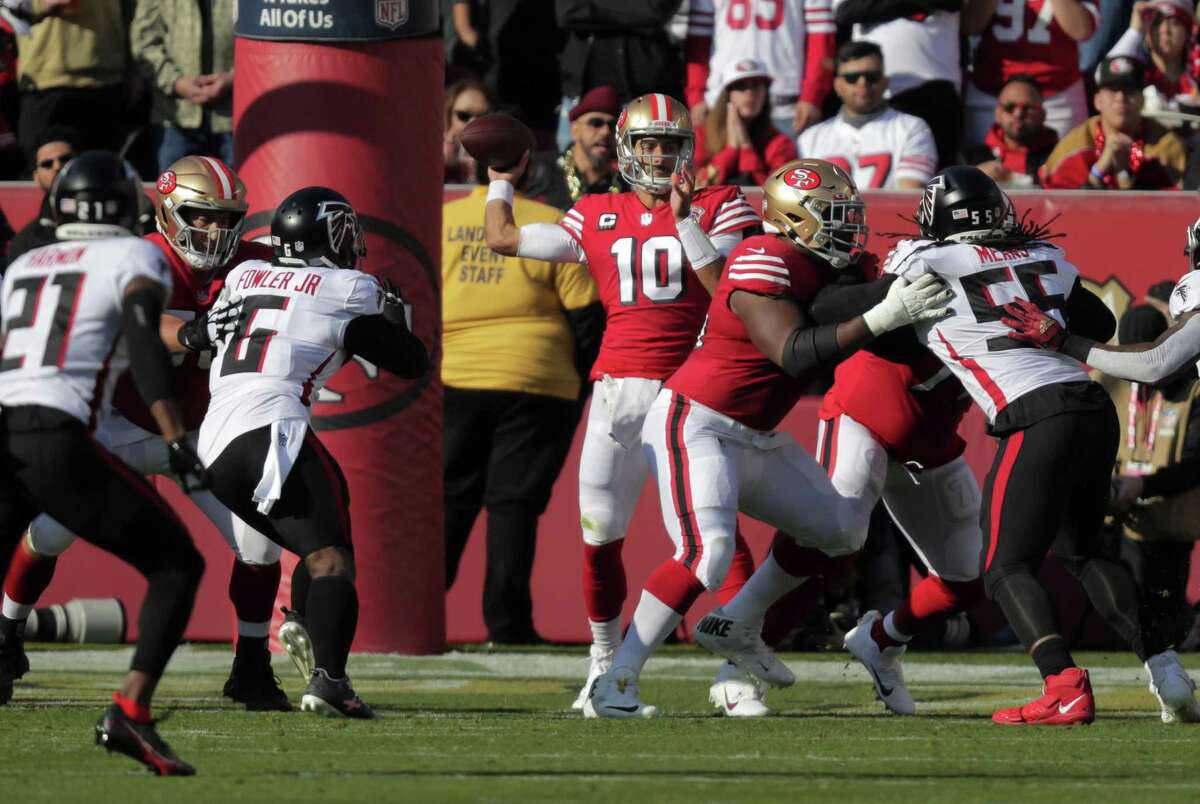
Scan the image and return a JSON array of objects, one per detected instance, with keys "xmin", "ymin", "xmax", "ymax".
[
  {"xmin": 615, "ymin": 93, "xmax": 694, "ymax": 194},
  {"xmin": 761, "ymin": 159, "xmax": 867, "ymax": 269},
  {"xmin": 155, "ymin": 155, "xmax": 248, "ymax": 272}
]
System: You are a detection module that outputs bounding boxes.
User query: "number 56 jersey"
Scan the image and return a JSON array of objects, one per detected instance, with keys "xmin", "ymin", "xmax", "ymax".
[
  {"xmin": 884, "ymin": 238, "xmax": 1090, "ymax": 423},
  {"xmin": 0, "ymin": 237, "xmax": 171, "ymax": 426},
  {"xmin": 198, "ymin": 260, "xmax": 383, "ymax": 462}
]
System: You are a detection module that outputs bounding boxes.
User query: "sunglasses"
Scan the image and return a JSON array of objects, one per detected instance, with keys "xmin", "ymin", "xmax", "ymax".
[
  {"xmin": 582, "ymin": 117, "xmax": 617, "ymax": 131},
  {"xmin": 1000, "ymin": 102, "xmax": 1042, "ymax": 114},
  {"xmin": 838, "ymin": 70, "xmax": 884, "ymax": 85},
  {"xmin": 454, "ymin": 109, "xmax": 486, "ymax": 124},
  {"xmin": 37, "ymin": 154, "xmax": 74, "ymax": 170}
]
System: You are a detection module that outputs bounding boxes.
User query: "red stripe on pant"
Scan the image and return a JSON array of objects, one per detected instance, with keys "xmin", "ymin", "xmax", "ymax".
[
  {"xmin": 984, "ymin": 430, "xmax": 1024, "ymax": 571},
  {"xmin": 666, "ymin": 394, "xmax": 702, "ymax": 569},
  {"xmin": 304, "ymin": 431, "xmax": 351, "ymax": 542}
]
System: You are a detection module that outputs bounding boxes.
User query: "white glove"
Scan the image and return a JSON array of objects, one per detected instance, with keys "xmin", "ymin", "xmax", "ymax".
[
  {"xmin": 203, "ymin": 293, "xmax": 243, "ymax": 343},
  {"xmin": 861, "ymin": 274, "xmax": 953, "ymax": 336}
]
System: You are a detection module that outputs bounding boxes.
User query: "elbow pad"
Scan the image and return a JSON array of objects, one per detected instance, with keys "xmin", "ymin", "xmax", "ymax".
[
  {"xmin": 781, "ymin": 322, "xmax": 843, "ymax": 378},
  {"xmin": 122, "ymin": 287, "xmax": 175, "ymax": 406}
]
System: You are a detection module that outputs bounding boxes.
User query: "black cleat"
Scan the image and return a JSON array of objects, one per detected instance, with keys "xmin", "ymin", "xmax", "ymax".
[
  {"xmin": 94, "ymin": 704, "xmax": 196, "ymax": 776},
  {"xmin": 0, "ymin": 631, "xmax": 30, "ymax": 706},
  {"xmin": 223, "ymin": 652, "xmax": 292, "ymax": 712},
  {"xmin": 299, "ymin": 669, "xmax": 377, "ymax": 719}
]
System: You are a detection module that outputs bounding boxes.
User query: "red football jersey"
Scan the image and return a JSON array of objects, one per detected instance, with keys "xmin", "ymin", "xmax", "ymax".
[
  {"xmin": 972, "ymin": 0, "xmax": 1098, "ymax": 96},
  {"xmin": 667, "ymin": 233, "xmax": 831, "ymax": 431},
  {"xmin": 559, "ymin": 184, "xmax": 758, "ymax": 380},
  {"xmin": 111, "ymin": 233, "xmax": 274, "ymax": 433}
]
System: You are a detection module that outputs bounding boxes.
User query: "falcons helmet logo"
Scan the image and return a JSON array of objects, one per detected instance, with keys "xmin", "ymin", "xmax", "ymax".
[{"xmin": 316, "ymin": 200, "xmax": 362, "ymax": 258}]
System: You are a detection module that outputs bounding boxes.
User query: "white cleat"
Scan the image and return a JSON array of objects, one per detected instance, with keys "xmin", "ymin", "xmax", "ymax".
[
  {"xmin": 572, "ymin": 644, "xmax": 614, "ymax": 711},
  {"xmin": 843, "ymin": 610, "xmax": 915, "ymax": 715},
  {"xmin": 582, "ymin": 667, "xmax": 659, "ymax": 719},
  {"xmin": 1146, "ymin": 649, "xmax": 1200, "ymax": 724},
  {"xmin": 709, "ymin": 661, "xmax": 771, "ymax": 718},
  {"xmin": 692, "ymin": 607, "xmax": 795, "ymax": 688}
]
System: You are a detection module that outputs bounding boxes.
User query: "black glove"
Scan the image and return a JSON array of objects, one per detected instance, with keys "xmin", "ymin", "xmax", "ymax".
[
  {"xmin": 177, "ymin": 294, "xmax": 243, "ymax": 352},
  {"xmin": 167, "ymin": 436, "xmax": 210, "ymax": 492},
  {"xmin": 379, "ymin": 278, "xmax": 410, "ymax": 328}
]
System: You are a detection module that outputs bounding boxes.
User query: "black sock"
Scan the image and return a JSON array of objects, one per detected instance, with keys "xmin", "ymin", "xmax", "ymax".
[
  {"xmin": 291, "ymin": 560, "xmax": 312, "ymax": 617},
  {"xmin": 0, "ymin": 614, "xmax": 21, "ymax": 642},
  {"xmin": 305, "ymin": 575, "xmax": 358, "ymax": 678},
  {"xmin": 1030, "ymin": 635, "xmax": 1075, "ymax": 679},
  {"xmin": 1078, "ymin": 557, "xmax": 1153, "ymax": 660},
  {"xmin": 235, "ymin": 634, "xmax": 269, "ymax": 659}
]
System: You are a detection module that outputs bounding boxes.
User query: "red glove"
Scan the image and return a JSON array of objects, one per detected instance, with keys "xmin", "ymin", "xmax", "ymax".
[{"xmin": 1001, "ymin": 298, "xmax": 1067, "ymax": 350}]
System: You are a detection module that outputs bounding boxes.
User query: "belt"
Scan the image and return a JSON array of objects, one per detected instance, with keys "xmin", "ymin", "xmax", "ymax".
[{"xmin": 771, "ymin": 94, "xmax": 799, "ymax": 106}]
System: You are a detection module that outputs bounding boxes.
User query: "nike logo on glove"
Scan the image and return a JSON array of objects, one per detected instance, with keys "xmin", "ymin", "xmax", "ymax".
[{"xmin": 1058, "ymin": 694, "xmax": 1087, "ymax": 715}]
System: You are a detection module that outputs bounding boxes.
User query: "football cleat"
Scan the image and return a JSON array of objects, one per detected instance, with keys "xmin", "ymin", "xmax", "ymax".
[
  {"xmin": 692, "ymin": 607, "xmax": 795, "ymax": 688},
  {"xmin": 300, "ymin": 668, "xmax": 377, "ymax": 719},
  {"xmin": 223, "ymin": 651, "xmax": 292, "ymax": 712},
  {"xmin": 582, "ymin": 667, "xmax": 659, "ymax": 719},
  {"xmin": 843, "ymin": 610, "xmax": 915, "ymax": 715},
  {"xmin": 572, "ymin": 643, "xmax": 613, "ymax": 711},
  {"xmin": 1145, "ymin": 649, "xmax": 1200, "ymax": 724},
  {"xmin": 709, "ymin": 661, "xmax": 771, "ymax": 718},
  {"xmin": 0, "ymin": 630, "xmax": 30, "ymax": 706},
  {"xmin": 992, "ymin": 667, "xmax": 1094, "ymax": 726},
  {"xmin": 94, "ymin": 703, "xmax": 195, "ymax": 776},
  {"xmin": 278, "ymin": 607, "xmax": 315, "ymax": 681}
]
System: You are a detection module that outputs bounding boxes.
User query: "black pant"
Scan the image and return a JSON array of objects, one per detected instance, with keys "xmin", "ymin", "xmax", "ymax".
[
  {"xmin": 443, "ymin": 387, "xmax": 582, "ymax": 642},
  {"xmin": 889, "ymin": 80, "xmax": 962, "ymax": 170},
  {"xmin": 207, "ymin": 425, "xmax": 352, "ymax": 559},
  {"xmin": 0, "ymin": 406, "xmax": 204, "ymax": 677}
]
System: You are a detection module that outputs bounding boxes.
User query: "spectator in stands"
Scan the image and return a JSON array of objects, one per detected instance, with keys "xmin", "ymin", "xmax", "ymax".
[
  {"xmin": 442, "ymin": 162, "xmax": 603, "ymax": 645},
  {"xmin": 11, "ymin": 0, "xmax": 129, "ymax": 156},
  {"xmin": 528, "ymin": 84, "xmax": 624, "ymax": 210},
  {"xmin": 8, "ymin": 124, "xmax": 76, "ymax": 262},
  {"xmin": 835, "ymin": 0, "xmax": 982, "ymax": 168},
  {"xmin": 1041, "ymin": 56, "xmax": 1188, "ymax": 188},
  {"xmin": 797, "ymin": 41, "xmax": 937, "ymax": 189},
  {"xmin": 963, "ymin": 0, "xmax": 1098, "ymax": 145},
  {"xmin": 684, "ymin": 0, "xmax": 835, "ymax": 140},
  {"xmin": 444, "ymin": 79, "xmax": 495, "ymax": 184},
  {"xmin": 1107, "ymin": 0, "xmax": 1200, "ymax": 132},
  {"xmin": 963, "ymin": 75, "xmax": 1059, "ymax": 187},
  {"xmin": 1080, "ymin": 0, "xmax": 1140, "ymax": 76},
  {"xmin": 130, "ymin": 0, "xmax": 235, "ymax": 172},
  {"xmin": 694, "ymin": 59, "xmax": 798, "ymax": 186},
  {"xmin": 557, "ymin": 0, "xmax": 683, "ymax": 103}
]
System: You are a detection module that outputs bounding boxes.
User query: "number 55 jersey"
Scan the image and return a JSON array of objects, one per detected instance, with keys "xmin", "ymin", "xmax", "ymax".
[{"xmin": 884, "ymin": 238, "xmax": 1089, "ymax": 425}]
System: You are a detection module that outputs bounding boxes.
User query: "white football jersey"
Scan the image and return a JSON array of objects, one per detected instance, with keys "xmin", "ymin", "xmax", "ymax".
[
  {"xmin": 0, "ymin": 237, "xmax": 171, "ymax": 426},
  {"xmin": 689, "ymin": 0, "xmax": 835, "ymax": 106},
  {"xmin": 796, "ymin": 108, "xmax": 937, "ymax": 189},
  {"xmin": 198, "ymin": 260, "xmax": 383, "ymax": 462},
  {"xmin": 884, "ymin": 239, "xmax": 1089, "ymax": 423},
  {"xmin": 834, "ymin": 1, "xmax": 961, "ymax": 95}
]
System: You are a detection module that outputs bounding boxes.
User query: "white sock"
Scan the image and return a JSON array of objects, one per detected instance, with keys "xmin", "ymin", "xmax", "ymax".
[
  {"xmin": 237, "ymin": 619, "xmax": 271, "ymax": 639},
  {"xmin": 2, "ymin": 594, "xmax": 32, "ymax": 622},
  {"xmin": 882, "ymin": 611, "xmax": 913, "ymax": 644},
  {"xmin": 611, "ymin": 590, "xmax": 682, "ymax": 676},
  {"xmin": 589, "ymin": 618, "xmax": 621, "ymax": 654},
  {"xmin": 721, "ymin": 552, "xmax": 806, "ymax": 622}
]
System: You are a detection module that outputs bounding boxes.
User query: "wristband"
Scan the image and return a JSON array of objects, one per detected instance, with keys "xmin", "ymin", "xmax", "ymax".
[
  {"xmin": 1089, "ymin": 164, "xmax": 1107, "ymax": 182},
  {"xmin": 486, "ymin": 180, "xmax": 514, "ymax": 206},
  {"xmin": 676, "ymin": 216, "xmax": 719, "ymax": 270}
]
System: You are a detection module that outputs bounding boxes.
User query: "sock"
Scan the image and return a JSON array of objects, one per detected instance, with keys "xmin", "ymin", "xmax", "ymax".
[
  {"xmin": 872, "ymin": 614, "xmax": 905, "ymax": 649},
  {"xmin": 990, "ymin": 571, "xmax": 1072, "ymax": 673},
  {"xmin": 890, "ymin": 576, "xmax": 984, "ymax": 638},
  {"xmin": 588, "ymin": 618, "xmax": 622, "ymax": 654},
  {"xmin": 306, "ymin": 575, "xmax": 359, "ymax": 678},
  {"xmin": 229, "ymin": 559, "xmax": 280, "ymax": 644},
  {"xmin": 3, "ymin": 547, "xmax": 57, "ymax": 621},
  {"xmin": 716, "ymin": 529, "xmax": 755, "ymax": 605},
  {"xmin": 611, "ymin": 560, "xmax": 705, "ymax": 676},
  {"xmin": 1, "ymin": 596, "xmax": 30, "ymax": 636},
  {"xmin": 290, "ymin": 560, "xmax": 312, "ymax": 617},
  {"xmin": 761, "ymin": 579, "xmax": 822, "ymax": 648},
  {"xmin": 581, "ymin": 540, "xmax": 626, "ymax": 623},
  {"xmin": 1030, "ymin": 635, "xmax": 1075, "ymax": 680},
  {"xmin": 112, "ymin": 691, "xmax": 152, "ymax": 724},
  {"xmin": 1077, "ymin": 557, "xmax": 1152, "ymax": 661},
  {"xmin": 722, "ymin": 530, "xmax": 836, "ymax": 622}
]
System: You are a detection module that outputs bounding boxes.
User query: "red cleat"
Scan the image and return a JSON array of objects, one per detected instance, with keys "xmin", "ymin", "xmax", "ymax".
[{"xmin": 993, "ymin": 667, "xmax": 1094, "ymax": 726}]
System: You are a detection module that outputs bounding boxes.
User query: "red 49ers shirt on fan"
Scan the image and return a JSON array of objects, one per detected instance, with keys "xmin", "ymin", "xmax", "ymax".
[
  {"xmin": 667, "ymin": 233, "xmax": 832, "ymax": 431},
  {"xmin": 109, "ymin": 233, "xmax": 274, "ymax": 435},
  {"xmin": 558, "ymin": 185, "xmax": 758, "ymax": 380},
  {"xmin": 796, "ymin": 108, "xmax": 937, "ymax": 189},
  {"xmin": 0, "ymin": 237, "xmax": 171, "ymax": 427},
  {"xmin": 972, "ymin": 0, "xmax": 1098, "ymax": 96}
]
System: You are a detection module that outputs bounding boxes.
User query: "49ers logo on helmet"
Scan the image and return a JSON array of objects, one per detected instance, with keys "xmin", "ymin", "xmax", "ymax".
[
  {"xmin": 617, "ymin": 107, "xmax": 628, "ymax": 130},
  {"xmin": 157, "ymin": 170, "xmax": 177, "ymax": 194},
  {"xmin": 784, "ymin": 168, "xmax": 821, "ymax": 191}
]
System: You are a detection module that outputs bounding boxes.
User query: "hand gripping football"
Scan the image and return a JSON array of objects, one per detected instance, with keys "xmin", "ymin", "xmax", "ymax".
[{"xmin": 460, "ymin": 113, "xmax": 535, "ymax": 171}]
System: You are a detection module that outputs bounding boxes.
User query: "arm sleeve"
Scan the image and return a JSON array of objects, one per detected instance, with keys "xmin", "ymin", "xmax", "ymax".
[
  {"xmin": 518, "ymin": 222, "xmax": 588, "ymax": 263},
  {"xmin": 895, "ymin": 120, "xmax": 938, "ymax": 185},
  {"xmin": 1079, "ymin": 315, "xmax": 1200, "ymax": 384},
  {"xmin": 343, "ymin": 314, "xmax": 430, "ymax": 378},
  {"xmin": 801, "ymin": 0, "xmax": 836, "ymax": 106},
  {"xmin": 122, "ymin": 286, "xmax": 175, "ymax": 407},
  {"xmin": 683, "ymin": 0, "xmax": 714, "ymax": 108},
  {"xmin": 1064, "ymin": 279, "xmax": 1116, "ymax": 343},
  {"xmin": 1106, "ymin": 27, "xmax": 1144, "ymax": 59},
  {"xmin": 128, "ymin": 0, "xmax": 183, "ymax": 97}
]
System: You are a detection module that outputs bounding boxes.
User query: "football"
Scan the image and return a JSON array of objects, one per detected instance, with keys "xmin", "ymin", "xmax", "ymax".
[{"xmin": 460, "ymin": 113, "xmax": 535, "ymax": 171}]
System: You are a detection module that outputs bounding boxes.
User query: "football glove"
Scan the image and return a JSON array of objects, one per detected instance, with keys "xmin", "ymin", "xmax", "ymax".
[
  {"xmin": 861, "ymin": 274, "xmax": 954, "ymax": 336},
  {"xmin": 1001, "ymin": 298, "xmax": 1067, "ymax": 350},
  {"xmin": 177, "ymin": 294, "xmax": 243, "ymax": 352},
  {"xmin": 379, "ymin": 278, "xmax": 410, "ymax": 328},
  {"xmin": 167, "ymin": 436, "xmax": 210, "ymax": 492}
]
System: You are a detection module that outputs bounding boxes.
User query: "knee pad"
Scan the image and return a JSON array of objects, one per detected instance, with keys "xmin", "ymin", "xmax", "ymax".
[
  {"xmin": 234, "ymin": 526, "xmax": 283, "ymax": 566},
  {"xmin": 693, "ymin": 532, "xmax": 734, "ymax": 591},
  {"xmin": 27, "ymin": 515, "xmax": 78, "ymax": 558},
  {"xmin": 580, "ymin": 509, "xmax": 622, "ymax": 547}
]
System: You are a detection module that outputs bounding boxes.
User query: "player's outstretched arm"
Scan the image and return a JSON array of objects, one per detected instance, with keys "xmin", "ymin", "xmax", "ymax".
[
  {"xmin": 344, "ymin": 282, "xmax": 430, "ymax": 378},
  {"xmin": 484, "ymin": 152, "xmax": 530, "ymax": 256}
]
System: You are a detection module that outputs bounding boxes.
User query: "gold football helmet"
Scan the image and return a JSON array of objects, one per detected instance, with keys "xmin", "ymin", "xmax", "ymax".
[
  {"xmin": 155, "ymin": 155, "xmax": 248, "ymax": 271},
  {"xmin": 615, "ymin": 93, "xmax": 694, "ymax": 194},
  {"xmin": 761, "ymin": 159, "xmax": 867, "ymax": 269}
]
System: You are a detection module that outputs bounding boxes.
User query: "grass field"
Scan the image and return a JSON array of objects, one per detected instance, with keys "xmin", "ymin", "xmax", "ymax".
[{"xmin": 2, "ymin": 644, "xmax": 1198, "ymax": 802}]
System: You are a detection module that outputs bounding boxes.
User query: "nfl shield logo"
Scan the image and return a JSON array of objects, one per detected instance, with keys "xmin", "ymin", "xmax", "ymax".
[
  {"xmin": 376, "ymin": 0, "xmax": 408, "ymax": 30},
  {"xmin": 640, "ymin": 212, "xmax": 653, "ymax": 226}
]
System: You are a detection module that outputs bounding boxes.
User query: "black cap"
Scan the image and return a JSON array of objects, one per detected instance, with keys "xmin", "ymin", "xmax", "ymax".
[{"xmin": 1095, "ymin": 56, "xmax": 1146, "ymax": 91}]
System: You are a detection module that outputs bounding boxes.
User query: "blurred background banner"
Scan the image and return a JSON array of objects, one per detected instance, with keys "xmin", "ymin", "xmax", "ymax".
[{"xmin": 234, "ymin": 0, "xmax": 439, "ymax": 42}]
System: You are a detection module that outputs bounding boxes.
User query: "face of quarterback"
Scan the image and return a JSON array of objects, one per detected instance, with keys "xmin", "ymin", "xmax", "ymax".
[
  {"xmin": 995, "ymin": 81, "xmax": 1046, "ymax": 144},
  {"xmin": 1095, "ymin": 85, "xmax": 1144, "ymax": 134},
  {"xmin": 632, "ymin": 136, "xmax": 683, "ymax": 185},
  {"xmin": 834, "ymin": 55, "xmax": 887, "ymax": 116},
  {"xmin": 571, "ymin": 112, "xmax": 617, "ymax": 171},
  {"xmin": 728, "ymin": 77, "xmax": 769, "ymax": 120}
]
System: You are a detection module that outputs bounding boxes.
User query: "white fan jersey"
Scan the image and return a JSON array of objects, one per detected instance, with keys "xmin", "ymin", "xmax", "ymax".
[
  {"xmin": 689, "ymin": 0, "xmax": 835, "ymax": 106},
  {"xmin": 0, "ymin": 237, "xmax": 171, "ymax": 426},
  {"xmin": 796, "ymin": 108, "xmax": 937, "ymax": 189},
  {"xmin": 198, "ymin": 260, "xmax": 383, "ymax": 461},
  {"xmin": 883, "ymin": 239, "xmax": 1089, "ymax": 423}
]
